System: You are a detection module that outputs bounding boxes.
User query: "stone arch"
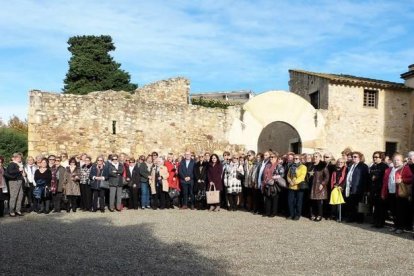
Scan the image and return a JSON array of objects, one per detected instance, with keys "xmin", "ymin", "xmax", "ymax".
[
  {"xmin": 235, "ymin": 90, "xmax": 327, "ymax": 153},
  {"xmin": 258, "ymin": 121, "xmax": 302, "ymax": 154}
]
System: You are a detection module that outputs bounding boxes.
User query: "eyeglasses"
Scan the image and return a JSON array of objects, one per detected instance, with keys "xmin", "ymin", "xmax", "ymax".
[
  {"xmin": 324, "ymin": 156, "xmax": 330, "ymax": 158},
  {"xmin": 373, "ymin": 156, "xmax": 380, "ymax": 159},
  {"xmin": 49, "ymin": 158, "xmax": 55, "ymax": 161},
  {"xmin": 352, "ymin": 156, "xmax": 359, "ymax": 159},
  {"xmin": 97, "ymin": 159, "xmax": 104, "ymax": 161},
  {"xmin": 294, "ymin": 158, "xmax": 300, "ymax": 160},
  {"xmin": 112, "ymin": 158, "xmax": 118, "ymax": 161}
]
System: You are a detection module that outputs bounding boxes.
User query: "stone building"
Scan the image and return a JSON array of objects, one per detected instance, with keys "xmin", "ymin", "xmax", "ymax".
[
  {"xmin": 190, "ymin": 90, "xmax": 254, "ymax": 104},
  {"xmin": 288, "ymin": 67, "xmax": 414, "ymax": 157},
  {"xmin": 28, "ymin": 65, "xmax": 414, "ymax": 160}
]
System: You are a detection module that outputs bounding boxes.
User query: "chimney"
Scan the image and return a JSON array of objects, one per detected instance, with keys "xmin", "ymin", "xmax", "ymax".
[{"xmin": 401, "ymin": 64, "xmax": 414, "ymax": 88}]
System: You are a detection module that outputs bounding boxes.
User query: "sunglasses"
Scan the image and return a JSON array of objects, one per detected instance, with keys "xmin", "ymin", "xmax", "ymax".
[
  {"xmin": 49, "ymin": 158, "xmax": 55, "ymax": 161},
  {"xmin": 112, "ymin": 158, "xmax": 118, "ymax": 161},
  {"xmin": 294, "ymin": 158, "xmax": 300, "ymax": 160},
  {"xmin": 352, "ymin": 156, "xmax": 359, "ymax": 158},
  {"xmin": 98, "ymin": 159, "xmax": 104, "ymax": 161},
  {"xmin": 373, "ymin": 156, "xmax": 380, "ymax": 159}
]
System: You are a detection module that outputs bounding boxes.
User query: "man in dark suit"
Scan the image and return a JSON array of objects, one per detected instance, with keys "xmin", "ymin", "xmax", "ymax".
[{"xmin": 178, "ymin": 151, "xmax": 195, "ymax": 209}]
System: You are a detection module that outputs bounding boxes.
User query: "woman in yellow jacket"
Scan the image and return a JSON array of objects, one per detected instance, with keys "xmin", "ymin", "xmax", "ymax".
[{"xmin": 287, "ymin": 154, "xmax": 307, "ymax": 220}]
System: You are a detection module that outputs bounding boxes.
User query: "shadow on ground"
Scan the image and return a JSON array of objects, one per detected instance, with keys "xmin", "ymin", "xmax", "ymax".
[{"xmin": 0, "ymin": 215, "xmax": 228, "ymax": 275}]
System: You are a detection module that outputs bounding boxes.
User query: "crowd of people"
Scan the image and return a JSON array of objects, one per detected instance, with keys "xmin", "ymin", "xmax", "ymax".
[{"xmin": 1, "ymin": 148, "xmax": 414, "ymax": 236}]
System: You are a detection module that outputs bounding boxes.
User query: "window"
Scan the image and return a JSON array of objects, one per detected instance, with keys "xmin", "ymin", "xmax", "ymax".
[
  {"xmin": 112, "ymin": 121, "xmax": 117, "ymax": 135},
  {"xmin": 363, "ymin": 89, "xmax": 378, "ymax": 108},
  {"xmin": 309, "ymin": 91, "xmax": 320, "ymax": 109},
  {"xmin": 385, "ymin": 142, "xmax": 397, "ymax": 157}
]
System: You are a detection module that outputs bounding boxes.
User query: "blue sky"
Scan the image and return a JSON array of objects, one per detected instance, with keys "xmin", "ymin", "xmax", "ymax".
[{"xmin": 0, "ymin": 0, "xmax": 413, "ymax": 121}]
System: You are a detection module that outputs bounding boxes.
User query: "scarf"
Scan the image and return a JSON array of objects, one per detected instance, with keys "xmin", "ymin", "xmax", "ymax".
[
  {"xmin": 388, "ymin": 166, "xmax": 402, "ymax": 194},
  {"xmin": 50, "ymin": 165, "xmax": 58, "ymax": 193},
  {"xmin": 289, "ymin": 163, "xmax": 299, "ymax": 177},
  {"xmin": 345, "ymin": 163, "xmax": 357, "ymax": 197}
]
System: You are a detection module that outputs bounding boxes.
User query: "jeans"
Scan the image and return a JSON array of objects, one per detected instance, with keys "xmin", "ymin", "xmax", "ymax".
[
  {"xmin": 288, "ymin": 189, "xmax": 304, "ymax": 218},
  {"xmin": 181, "ymin": 183, "xmax": 194, "ymax": 207},
  {"xmin": 140, "ymin": 182, "xmax": 150, "ymax": 208}
]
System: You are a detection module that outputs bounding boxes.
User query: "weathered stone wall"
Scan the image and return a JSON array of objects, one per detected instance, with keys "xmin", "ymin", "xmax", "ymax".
[
  {"xmin": 289, "ymin": 71, "xmax": 329, "ymax": 109},
  {"xmin": 28, "ymin": 78, "xmax": 244, "ymax": 159},
  {"xmin": 289, "ymin": 71, "xmax": 414, "ymax": 158},
  {"xmin": 325, "ymin": 84, "xmax": 413, "ymax": 158}
]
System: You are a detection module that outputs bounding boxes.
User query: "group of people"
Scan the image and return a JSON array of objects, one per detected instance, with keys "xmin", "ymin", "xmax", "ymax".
[{"xmin": 1, "ymin": 148, "xmax": 413, "ymax": 235}]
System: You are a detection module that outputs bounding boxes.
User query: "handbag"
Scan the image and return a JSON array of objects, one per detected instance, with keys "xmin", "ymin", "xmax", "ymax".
[
  {"xmin": 206, "ymin": 183, "xmax": 220, "ymax": 204},
  {"xmin": 100, "ymin": 180, "xmax": 109, "ymax": 189},
  {"xmin": 169, "ymin": 188, "xmax": 180, "ymax": 199},
  {"xmin": 398, "ymin": 182, "xmax": 412, "ymax": 199},
  {"xmin": 329, "ymin": 187, "xmax": 345, "ymax": 205},
  {"xmin": 276, "ymin": 177, "xmax": 287, "ymax": 188},
  {"xmin": 299, "ymin": 181, "xmax": 309, "ymax": 190},
  {"xmin": 121, "ymin": 188, "xmax": 130, "ymax": 199}
]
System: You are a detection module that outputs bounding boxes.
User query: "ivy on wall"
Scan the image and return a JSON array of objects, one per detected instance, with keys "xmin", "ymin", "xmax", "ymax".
[{"xmin": 191, "ymin": 98, "xmax": 236, "ymax": 109}]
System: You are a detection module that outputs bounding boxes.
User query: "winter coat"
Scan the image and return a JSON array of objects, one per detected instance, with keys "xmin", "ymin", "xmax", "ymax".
[
  {"xmin": 244, "ymin": 160, "xmax": 256, "ymax": 188},
  {"xmin": 139, "ymin": 162, "xmax": 152, "ymax": 183},
  {"xmin": 194, "ymin": 161, "xmax": 208, "ymax": 192},
  {"xmin": 310, "ymin": 161, "xmax": 330, "ymax": 200},
  {"xmin": 287, "ymin": 163, "xmax": 307, "ymax": 191},
  {"xmin": 149, "ymin": 165, "xmax": 169, "ymax": 195},
  {"xmin": 346, "ymin": 162, "xmax": 369, "ymax": 196},
  {"xmin": 223, "ymin": 162, "xmax": 243, "ymax": 194},
  {"xmin": 63, "ymin": 166, "xmax": 81, "ymax": 196},
  {"xmin": 207, "ymin": 162, "xmax": 223, "ymax": 191},
  {"xmin": 89, "ymin": 164, "xmax": 108, "ymax": 190},
  {"xmin": 369, "ymin": 162, "xmax": 388, "ymax": 197},
  {"xmin": 108, "ymin": 162, "xmax": 124, "ymax": 187},
  {"xmin": 164, "ymin": 161, "xmax": 180, "ymax": 190},
  {"xmin": 381, "ymin": 165, "xmax": 413, "ymax": 199}
]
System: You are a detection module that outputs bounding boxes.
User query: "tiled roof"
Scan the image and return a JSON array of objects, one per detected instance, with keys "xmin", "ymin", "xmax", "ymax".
[{"xmin": 289, "ymin": 69, "xmax": 412, "ymax": 91}]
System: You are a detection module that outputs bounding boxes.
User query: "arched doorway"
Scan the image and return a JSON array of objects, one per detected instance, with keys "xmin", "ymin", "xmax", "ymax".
[
  {"xmin": 258, "ymin": 121, "xmax": 302, "ymax": 153},
  {"xmin": 226, "ymin": 90, "xmax": 327, "ymax": 153}
]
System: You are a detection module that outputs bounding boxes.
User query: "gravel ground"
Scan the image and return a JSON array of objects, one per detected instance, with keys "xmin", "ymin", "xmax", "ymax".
[{"xmin": 1, "ymin": 209, "xmax": 413, "ymax": 275}]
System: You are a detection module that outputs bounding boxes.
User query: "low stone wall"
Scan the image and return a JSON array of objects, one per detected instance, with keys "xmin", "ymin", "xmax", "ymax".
[{"xmin": 28, "ymin": 78, "xmax": 244, "ymax": 159}]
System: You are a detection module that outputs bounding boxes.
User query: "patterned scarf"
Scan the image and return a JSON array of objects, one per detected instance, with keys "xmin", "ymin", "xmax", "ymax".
[{"xmin": 50, "ymin": 165, "xmax": 58, "ymax": 193}]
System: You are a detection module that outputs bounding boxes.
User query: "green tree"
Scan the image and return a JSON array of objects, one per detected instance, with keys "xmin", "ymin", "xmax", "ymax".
[
  {"xmin": 63, "ymin": 35, "xmax": 137, "ymax": 94},
  {"xmin": 0, "ymin": 128, "xmax": 28, "ymax": 161}
]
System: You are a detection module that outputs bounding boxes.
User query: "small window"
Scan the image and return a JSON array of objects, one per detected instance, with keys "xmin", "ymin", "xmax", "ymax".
[
  {"xmin": 309, "ymin": 91, "xmax": 320, "ymax": 109},
  {"xmin": 363, "ymin": 89, "xmax": 378, "ymax": 108},
  {"xmin": 385, "ymin": 142, "xmax": 397, "ymax": 157},
  {"xmin": 112, "ymin": 121, "xmax": 116, "ymax": 135}
]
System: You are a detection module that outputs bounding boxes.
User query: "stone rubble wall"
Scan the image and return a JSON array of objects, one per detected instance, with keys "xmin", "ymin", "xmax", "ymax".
[{"xmin": 28, "ymin": 77, "xmax": 244, "ymax": 159}]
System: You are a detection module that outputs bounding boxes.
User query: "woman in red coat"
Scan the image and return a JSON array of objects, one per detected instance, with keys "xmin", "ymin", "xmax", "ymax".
[
  {"xmin": 207, "ymin": 154, "xmax": 223, "ymax": 212},
  {"xmin": 165, "ymin": 153, "xmax": 180, "ymax": 208},
  {"xmin": 381, "ymin": 153, "xmax": 413, "ymax": 234}
]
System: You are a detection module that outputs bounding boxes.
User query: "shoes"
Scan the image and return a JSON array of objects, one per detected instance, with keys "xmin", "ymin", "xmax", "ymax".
[
  {"xmin": 180, "ymin": 205, "xmax": 188, "ymax": 210},
  {"xmin": 310, "ymin": 216, "xmax": 316, "ymax": 221},
  {"xmin": 389, "ymin": 227, "xmax": 397, "ymax": 232},
  {"xmin": 109, "ymin": 209, "xmax": 115, "ymax": 212},
  {"xmin": 214, "ymin": 206, "xmax": 220, "ymax": 212},
  {"xmin": 287, "ymin": 216, "xmax": 294, "ymax": 220},
  {"xmin": 293, "ymin": 216, "xmax": 300, "ymax": 221},
  {"xmin": 100, "ymin": 209, "xmax": 105, "ymax": 213},
  {"xmin": 16, "ymin": 212, "xmax": 24, "ymax": 216},
  {"xmin": 190, "ymin": 206, "xmax": 195, "ymax": 210},
  {"xmin": 9, "ymin": 213, "xmax": 16, "ymax": 217},
  {"xmin": 315, "ymin": 216, "xmax": 322, "ymax": 222},
  {"xmin": 395, "ymin": 229, "xmax": 403, "ymax": 234}
]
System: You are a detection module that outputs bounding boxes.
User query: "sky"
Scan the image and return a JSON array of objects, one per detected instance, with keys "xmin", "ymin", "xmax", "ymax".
[{"xmin": 0, "ymin": 0, "xmax": 413, "ymax": 121}]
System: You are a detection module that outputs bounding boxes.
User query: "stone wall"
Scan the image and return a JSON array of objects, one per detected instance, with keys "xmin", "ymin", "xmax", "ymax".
[
  {"xmin": 289, "ymin": 71, "xmax": 414, "ymax": 158},
  {"xmin": 289, "ymin": 71, "xmax": 329, "ymax": 109},
  {"xmin": 28, "ymin": 78, "xmax": 244, "ymax": 159}
]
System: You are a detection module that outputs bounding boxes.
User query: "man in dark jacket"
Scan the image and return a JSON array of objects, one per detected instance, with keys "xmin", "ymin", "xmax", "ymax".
[{"xmin": 178, "ymin": 151, "xmax": 195, "ymax": 209}]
